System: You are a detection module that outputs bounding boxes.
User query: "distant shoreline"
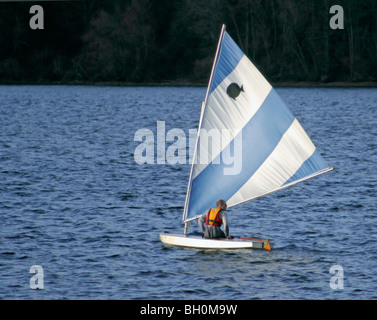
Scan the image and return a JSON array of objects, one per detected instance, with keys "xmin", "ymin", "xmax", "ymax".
[{"xmin": 0, "ymin": 80, "xmax": 377, "ymax": 88}]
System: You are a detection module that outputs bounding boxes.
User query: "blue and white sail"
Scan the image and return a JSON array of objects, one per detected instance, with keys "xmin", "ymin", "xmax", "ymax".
[{"xmin": 182, "ymin": 25, "xmax": 333, "ymax": 224}]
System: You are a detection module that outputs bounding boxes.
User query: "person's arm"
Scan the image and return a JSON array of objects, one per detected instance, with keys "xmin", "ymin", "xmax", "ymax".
[
  {"xmin": 198, "ymin": 213, "xmax": 206, "ymax": 232},
  {"xmin": 222, "ymin": 212, "xmax": 229, "ymax": 237}
]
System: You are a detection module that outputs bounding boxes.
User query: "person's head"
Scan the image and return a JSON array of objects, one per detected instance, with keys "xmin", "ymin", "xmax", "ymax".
[{"xmin": 216, "ymin": 199, "xmax": 227, "ymax": 210}]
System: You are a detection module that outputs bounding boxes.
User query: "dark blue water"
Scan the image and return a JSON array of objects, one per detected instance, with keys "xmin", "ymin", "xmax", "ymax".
[{"xmin": 1, "ymin": 85, "xmax": 376, "ymax": 300}]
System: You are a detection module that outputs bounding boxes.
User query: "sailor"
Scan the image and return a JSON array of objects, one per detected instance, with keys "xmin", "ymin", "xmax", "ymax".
[{"xmin": 198, "ymin": 199, "xmax": 229, "ymax": 239}]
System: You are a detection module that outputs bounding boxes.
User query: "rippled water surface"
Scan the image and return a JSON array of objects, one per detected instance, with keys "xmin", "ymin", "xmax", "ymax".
[{"xmin": 1, "ymin": 85, "xmax": 376, "ymax": 300}]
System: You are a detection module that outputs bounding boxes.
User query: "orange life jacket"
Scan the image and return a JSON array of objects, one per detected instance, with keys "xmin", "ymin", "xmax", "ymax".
[{"xmin": 205, "ymin": 208, "xmax": 223, "ymax": 227}]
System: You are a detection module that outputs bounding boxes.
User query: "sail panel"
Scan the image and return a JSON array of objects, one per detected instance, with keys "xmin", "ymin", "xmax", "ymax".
[
  {"xmin": 283, "ymin": 149, "xmax": 329, "ymax": 186},
  {"xmin": 183, "ymin": 29, "xmax": 331, "ymax": 222},
  {"xmin": 210, "ymin": 32, "xmax": 244, "ymax": 94},
  {"xmin": 193, "ymin": 55, "xmax": 272, "ymax": 180},
  {"xmin": 226, "ymin": 118, "xmax": 317, "ymax": 207},
  {"xmin": 187, "ymin": 88, "xmax": 297, "ymax": 219}
]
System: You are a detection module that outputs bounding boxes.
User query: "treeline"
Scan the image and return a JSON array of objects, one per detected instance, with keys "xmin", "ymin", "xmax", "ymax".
[{"xmin": 0, "ymin": 0, "xmax": 376, "ymax": 84}]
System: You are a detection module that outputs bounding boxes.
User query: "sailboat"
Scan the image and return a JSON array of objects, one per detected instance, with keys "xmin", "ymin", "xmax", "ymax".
[{"xmin": 160, "ymin": 25, "xmax": 333, "ymax": 250}]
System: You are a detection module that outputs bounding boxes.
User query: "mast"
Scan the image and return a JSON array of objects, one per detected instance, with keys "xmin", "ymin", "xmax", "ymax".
[{"xmin": 183, "ymin": 24, "xmax": 227, "ymax": 235}]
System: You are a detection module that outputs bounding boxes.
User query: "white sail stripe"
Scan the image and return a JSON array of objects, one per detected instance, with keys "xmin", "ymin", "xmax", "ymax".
[
  {"xmin": 227, "ymin": 118, "xmax": 316, "ymax": 206},
  {"xmin": 192, "ymin": 55, "xmax": 272, "ymax": 179}
]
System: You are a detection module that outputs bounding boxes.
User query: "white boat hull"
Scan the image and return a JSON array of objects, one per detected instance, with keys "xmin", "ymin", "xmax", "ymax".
[{"xmin": 160, "ymin": 233, "xmax": 271, "ymax": 250}]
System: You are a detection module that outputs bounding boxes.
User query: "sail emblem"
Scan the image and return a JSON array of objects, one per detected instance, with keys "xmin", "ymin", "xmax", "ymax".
[{"xmin": 226, "ymin": 83, "xmax": 244, "ymax": 100}]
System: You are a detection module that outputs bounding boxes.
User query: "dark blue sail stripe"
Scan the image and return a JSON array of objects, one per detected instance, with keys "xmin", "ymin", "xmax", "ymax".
[
  {"xmin": 209, "ymin": 32, "xmax": 244, "ymax": 93},
  {"xmin": 187, "ymin": 89, "xmax": 296, "ymax": 218}
]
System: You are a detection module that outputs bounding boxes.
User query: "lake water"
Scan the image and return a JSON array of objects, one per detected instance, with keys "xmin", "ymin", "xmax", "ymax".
[{"xmin": 1, "ymin": 85, "xmax": 376, "ymax": 300}]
